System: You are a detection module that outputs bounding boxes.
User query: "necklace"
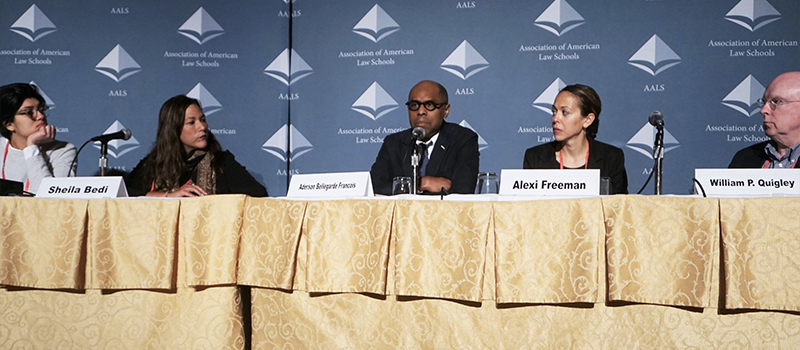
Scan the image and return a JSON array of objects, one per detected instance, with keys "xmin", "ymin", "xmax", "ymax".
[{"xmin": 559, "ymin": 142, "xmax": 590, "ymax": 170}]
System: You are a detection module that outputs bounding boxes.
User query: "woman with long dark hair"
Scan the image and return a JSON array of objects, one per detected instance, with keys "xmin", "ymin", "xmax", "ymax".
[
  {"xmin": 523, "ymin": 84, "xmax": 628, "ymax": 194},
  {"xmin": 0, "ymin": 83, "xmax": 76, "ymax": 193},
  {"xmin": 127, "ymin": 95, "xmax": 267, "ymax": 197}
]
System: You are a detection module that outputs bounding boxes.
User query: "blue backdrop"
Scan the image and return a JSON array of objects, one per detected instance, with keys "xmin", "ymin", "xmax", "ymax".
[{"xmin": 2, "ymin": 0, "xmax": 798, "ymax": 195}]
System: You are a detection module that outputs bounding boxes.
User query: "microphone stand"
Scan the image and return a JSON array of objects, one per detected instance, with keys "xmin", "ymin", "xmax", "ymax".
[
  {"xmin": 652, "ymin": 126, "xmax": 664, "ymax": 195},
  {"xmin": 411, "ymin": 142, "xmax": 420, "ymax": 195},
  {"xmin": 99, "ymin": 141, "xmax": 109, "ymax": 177}
]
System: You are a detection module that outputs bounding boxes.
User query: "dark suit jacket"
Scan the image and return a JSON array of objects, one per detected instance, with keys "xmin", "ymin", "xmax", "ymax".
[
  {"xmin": 371, "ymin": 122, "xmax": 480, "ymax": 195},
  {"xmin": 728, "ymin": 141, "xmax": 769, "ymax": 168},
  {"xmin": 523, "ymin": 138, "xmax": 629, "ymax": 194}
]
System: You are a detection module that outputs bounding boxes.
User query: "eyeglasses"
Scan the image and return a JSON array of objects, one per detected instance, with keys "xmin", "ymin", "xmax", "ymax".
[
  {"xmin": 406, "ymin": 100, "xmax": 447, "ymax": 111},
  {"xmin": 16, "ymin": 105, "xmax": 49, "ymax": 120},
  {"xmin": 757, "ymin": 97, "xmax": 800, "ymax": 110}
]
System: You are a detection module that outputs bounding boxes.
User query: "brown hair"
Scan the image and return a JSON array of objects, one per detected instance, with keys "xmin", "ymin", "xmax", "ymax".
[
  {"xmin": 143, "ymin": 95, "xmax": 221, "ymax": 190},
  {"xmin": 560, "ymin": 84, "xmax": 601, "ymax": 139}
]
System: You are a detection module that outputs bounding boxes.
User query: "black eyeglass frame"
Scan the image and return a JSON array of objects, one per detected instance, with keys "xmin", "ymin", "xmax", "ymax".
[
  {"xmin": 405, "ymin": 100, "xmax": 447, "ymax": 111},
  {"xmin": 16, "ymin": 105, "xmax": 49, "ymax": 120}
]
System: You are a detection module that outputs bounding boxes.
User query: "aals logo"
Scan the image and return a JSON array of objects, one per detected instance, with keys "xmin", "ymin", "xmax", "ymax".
[
  {"xmin": 626, "ymin": 124, "xmax": 680, "ymax": 160},
  {"xmin": 534, "ymin": 0, "xmax": 585, "ymax": 37},
  {"xmin": 722, "ymin": 75, "xmax": 765, "ymax": 117},
  {"xmin": 92, "ymin": 120, "xmax": 140, "ymax": 158},
  {"xmin": 178, "ymin": 7, "xmax": 225, "ymax": 45},
  {"xmin": 532, "ymin": 78, "xmax": 566, "ymax": 114},
  {"xmin": 352, "ymin": 82, "xmax": 398, "ymax": 121},
  {"xmin": 264, "ymin": 48, "xmax": 313, "ymax": 86},
  {"xmin": 95, "ymin": 45, "xmax": 142, "ymax": 82},
  {"xmin": 186, "ymin": 83, "xmax": 223, "ymax": 115},
  {"xmin": 441, "ymin": 40, "xmax": 489, "ymax": 80},
  {"xmin": 29, "ymin": 81, "xmax": 55, "ymax": 109},
  {"xmin": 10, "ymin": 4, "xmax": 56, "ymax": 42},
  {"xmin": 262, "ymin": 124, "xmax": 313, "ymax": 162},
  {"xmin": 628, "ymin": 35, "xmax": 681, "ymax": 76},
  {"xmin": 725, "ymin": 0, "xmax": 780, "ymax": 32},
  {"xmin": 353, "ymin": 4, "xmax": 400, "ymax": 43},
  {"xmin": 458, "ymin": 120, "xmax": 489, "ymax": 151}
]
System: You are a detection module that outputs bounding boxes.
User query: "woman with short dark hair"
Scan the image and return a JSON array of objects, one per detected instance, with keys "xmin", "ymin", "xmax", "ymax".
[
  {"xmin": 126, "ymin": 95, "xmax": 267, "ymax": 197},
  {"xmin": 0, "ymin": 83, "xmax": 76, "ymax": 193},
  {"xmin": 523, "ymin": 84, "xmax": 628, "ymax": 194}
]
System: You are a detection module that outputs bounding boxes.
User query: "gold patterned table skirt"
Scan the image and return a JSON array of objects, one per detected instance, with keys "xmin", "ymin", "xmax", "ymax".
[{"xmin": 2, "ymin": 195, "xmax": 799, "ymax": 349}]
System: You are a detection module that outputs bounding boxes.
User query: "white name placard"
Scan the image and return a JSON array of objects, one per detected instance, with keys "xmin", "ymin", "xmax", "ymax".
[
  {"xmin": 499, "ymin": 169, "xmax": 599, "ymax": 196},
  {"xmin": 694, "ymin": 168, "xmax": 800, "ymax": 197},
  {"xmin": 287, "ymin": 171, "xmax": 374, "ymax": 198},
  {"xmin": 36, "ymin": 176, "xmax": 128, "ymax": 199}
]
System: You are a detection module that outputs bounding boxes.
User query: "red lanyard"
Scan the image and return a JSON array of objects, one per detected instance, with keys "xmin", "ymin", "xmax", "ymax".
[
  {"xmin": 559, "ymin": 142, "xmax": 590, "ymax": 170},
  {"xmin": 2, "ymin": 141, "xmax": 30, "ymax": 192},
  {"xmin": 762, "ymin": 159, "xmax": 799, "ymax": 168}
]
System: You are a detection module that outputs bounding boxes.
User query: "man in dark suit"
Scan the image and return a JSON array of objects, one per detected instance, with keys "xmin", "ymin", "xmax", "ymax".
[
  {"xmin": 370, "ymin": 80, "xmax": 479, "ymax": 195},
  {"xmin": 729, "ymin": 71, "xmax": 800, "ymax": 168}
]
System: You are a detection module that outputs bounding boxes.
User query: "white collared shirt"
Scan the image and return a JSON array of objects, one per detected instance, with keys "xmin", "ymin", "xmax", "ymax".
[{"xmin": 417, "ymin": 132, "xmax": 440, "ymax": 160}]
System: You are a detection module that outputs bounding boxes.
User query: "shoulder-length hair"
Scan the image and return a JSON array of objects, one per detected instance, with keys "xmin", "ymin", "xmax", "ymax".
[
  {"xmin": 0, "ymin": 83, "xmax": 46, "ymax": 139},
  {"xmin": 145, "ymin": 95, "xmax": 222, "ymax": 190}
]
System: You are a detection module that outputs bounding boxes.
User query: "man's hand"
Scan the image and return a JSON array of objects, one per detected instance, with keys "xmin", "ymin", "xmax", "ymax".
[
  {"xmin": 27, "ymin": 124, "xmax": 56, "ymax": 147},
  {"xmin": 420, "ymin": 176, "xmax": 451, "ymax": 193}
]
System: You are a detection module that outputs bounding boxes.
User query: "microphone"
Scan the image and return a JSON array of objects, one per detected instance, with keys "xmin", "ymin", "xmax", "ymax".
[
  {"xmin": 648, "ymin": 111, "xmax": 664, "ymax": 128},
  {"xmin": 649, "ymin": 111, "xmax": 665, "ymax": 195},
  {"xmin": 411, "ymin": 127, "xmax": 426, "ymax": 141},
  {"xmin": 91, "ymin": 128, "xmax": 131, "ymax": 143},
  {"xmin": 409, "ymin": 127, "xmax": 426, "ymax": 195}
]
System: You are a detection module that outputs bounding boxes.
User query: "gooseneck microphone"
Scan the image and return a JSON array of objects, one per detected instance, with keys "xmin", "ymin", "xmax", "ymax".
[
  {"xmin": 650, "ymin": 111, "xmax": 665, "ymax": 195},
  {"xmin": 636, "ymin": 111, "xmax": 666, "ymax": 195},
  {"xmin": 90, "ymin": 128, "xmax": 132, "ymax": 143},
  {"xmin": 69, "ymin": 129, "xmax": 134, "ymax": 178},
  {"xmin": 411, "ymin": 127, "xmax": 426, "ymax": 141},
  {"xmin": 90, "ymin": 128, "xmax": 132, "ymax": 176}
]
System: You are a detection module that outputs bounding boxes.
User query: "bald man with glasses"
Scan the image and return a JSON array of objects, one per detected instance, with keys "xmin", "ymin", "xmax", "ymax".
[
  {"xmin": 730, "ymin": 71, "xmax": 800, "ymax": 168},
  {"xmin": 370, "ymin": 80, "xmax": 479, "ymax": 195}
]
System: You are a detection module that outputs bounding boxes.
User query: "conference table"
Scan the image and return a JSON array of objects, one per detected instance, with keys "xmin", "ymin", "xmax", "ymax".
[{"xmin": 1, "ymin": 194, "xmax": 799, "ymax": 349}]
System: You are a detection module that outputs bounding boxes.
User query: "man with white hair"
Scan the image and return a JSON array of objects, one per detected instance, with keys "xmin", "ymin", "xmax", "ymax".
[{"xmin": 729, "ymin": 71, "xmax": 800, "ymax": 168}]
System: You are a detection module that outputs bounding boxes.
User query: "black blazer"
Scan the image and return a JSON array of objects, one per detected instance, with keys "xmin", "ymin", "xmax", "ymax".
[
  {"xmin": 523, "ymin": 138, "xmax": 629, "ymax": 194},
  {"xmin": 728, "ymin": 141, "xmax": 769, "ymax": 168},
  {"xmin": 370, "ymin": 122, "xmax": 479, "ymax": 195}
]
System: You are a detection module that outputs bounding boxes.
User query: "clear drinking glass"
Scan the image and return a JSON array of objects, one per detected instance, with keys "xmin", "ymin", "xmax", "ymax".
[
  {"xmin": 600, "ymin": 177, "xmax": 611, "ymax": 195},
  {"xmin": 392, "ymin": 176, "xmax": 412, "ymax": 195},
  {"xmin": 475, "ymin": 172, "xmax": 499, "ymax": 194}
]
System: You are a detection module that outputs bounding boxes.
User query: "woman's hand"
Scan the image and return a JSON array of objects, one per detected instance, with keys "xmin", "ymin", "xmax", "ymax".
[
  {"xmin": 166, "ymin": 182, "xmax": 208, "ymax": 197},
  {"xmin": 27, "ymin": 124, "xmax": 56, "ymax": 147}
]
